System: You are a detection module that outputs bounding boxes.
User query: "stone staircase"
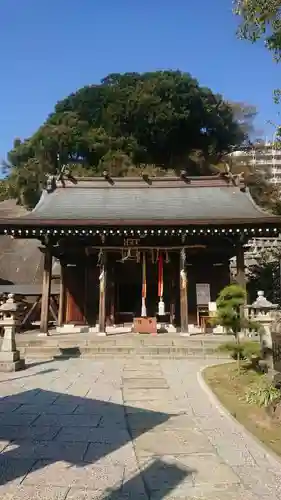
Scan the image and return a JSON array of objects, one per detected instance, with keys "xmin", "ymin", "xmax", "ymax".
[{"xmin": 12, "ymin": 332, "xmax": 231, "ymax": 359}]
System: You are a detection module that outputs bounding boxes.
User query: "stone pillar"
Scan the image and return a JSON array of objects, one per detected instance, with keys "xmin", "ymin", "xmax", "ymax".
[
  {"xmin": 180, "ymin": 248, "xmax": 188, "ymax": 334},
  {"xmin": 40, "ymin": 247, "xmax": 52, "ymax": 335},
  {"xmin": 98, "ymin": 252, "xmax": 107, "ymax": 335},
  {"xmin": 0, "ymin": 294, "xmax": 25, "ymax": 371}
]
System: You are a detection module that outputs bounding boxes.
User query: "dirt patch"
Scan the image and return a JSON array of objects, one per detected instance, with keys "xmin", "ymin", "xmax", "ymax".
[{"xmin": 203, "ymin": 363, "xmax": 281, "ymax": 457}]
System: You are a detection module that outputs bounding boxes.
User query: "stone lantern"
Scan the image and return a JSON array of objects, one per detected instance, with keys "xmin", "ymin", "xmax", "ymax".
[
  {"xmin": 0, "ymin": 294, "xmax": 25, "ymax": 371},
  {"xmin": 248, "ymin": 291, "xmax": 278, "ymax": 372},
  {"xmin": 250, "ymin": 290, "xmax": 278, "ymax": 313}
]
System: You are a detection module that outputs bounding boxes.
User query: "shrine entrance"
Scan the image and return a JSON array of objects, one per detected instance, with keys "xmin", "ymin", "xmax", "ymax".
[
  {"xmin": 110, "ymin": 250, "xmax": 177, "ymax": 327},
  {"xmin": 113, "ymin": 259, "xmax": 142, "ymax": 324}
]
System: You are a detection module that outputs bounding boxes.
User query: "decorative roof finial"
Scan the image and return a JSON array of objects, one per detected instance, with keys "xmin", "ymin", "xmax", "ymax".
[{"xmin": 222, "ymin": 163, "xmax": 245, "ymax": 187}]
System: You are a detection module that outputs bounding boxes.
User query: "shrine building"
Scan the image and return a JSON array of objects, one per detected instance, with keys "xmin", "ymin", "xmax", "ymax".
[{"xmin": 0, "ymin": 173, "xmax": 280, "ymax": 335}]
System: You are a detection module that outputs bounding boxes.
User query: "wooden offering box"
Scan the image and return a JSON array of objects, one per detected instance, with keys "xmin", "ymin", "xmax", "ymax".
[{"xmin": 133, "ymin": 317, "xmax": 157, "ymax": 335}]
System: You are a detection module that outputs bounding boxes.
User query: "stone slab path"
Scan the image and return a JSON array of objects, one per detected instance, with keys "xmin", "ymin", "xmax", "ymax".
[{"xmin": 0, "ymin": 358, "xmax": 279, "ymax": 499}]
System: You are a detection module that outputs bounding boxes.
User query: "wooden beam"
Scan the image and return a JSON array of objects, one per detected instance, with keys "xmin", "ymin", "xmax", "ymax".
[
  {"xmin": 180, "ymin": 248, "xmax": 188, "ymax": 332},
  {"xmin": 21, "ymin": 296, "xmax": 40, "ymax": 328},
  {"xmin": 98, "ymin": 252, "xmax": 107, "ymax": 334},
  {"xmin": 40, "ymin": 247, "xmax": 52, "ymax": 334},
  {"xmin": 58, "ymin": 264, "xmax": 65, "ymax": 327}
]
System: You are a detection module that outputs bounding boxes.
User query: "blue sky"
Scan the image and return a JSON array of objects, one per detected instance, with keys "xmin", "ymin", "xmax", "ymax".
[{"xmin": 0, "ymin": 0, "xmax": 280, "ymax": 162}]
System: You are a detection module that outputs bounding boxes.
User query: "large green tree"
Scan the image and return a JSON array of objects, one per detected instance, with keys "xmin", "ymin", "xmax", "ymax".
[
  {"xmin": 234, "ymin": 2, "xmax": 281, "ymax": 106},
  {"xmin": 233, "ymin": 1, "xmax": 281, "ymax": 212},
  {"xmin": 247, "ymin": 246, "xmax": 281, "ymax": 305},
  {"xmin": 6, "ymin": 70, "xmax": 246, "ymax": 207},
  {"xmin": 234, "ymin": 0, "xmax": 281, "ymax": 60}
]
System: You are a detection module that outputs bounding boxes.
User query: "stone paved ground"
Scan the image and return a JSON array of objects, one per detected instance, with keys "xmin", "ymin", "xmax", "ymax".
[{"xmin": 0, "ymin": 358, "xmax": 280, "ymax": 499}]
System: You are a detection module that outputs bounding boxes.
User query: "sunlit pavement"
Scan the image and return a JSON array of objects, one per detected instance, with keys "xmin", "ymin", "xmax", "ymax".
[{"xmin": 0, "ymin": 357, "xmax": 279, "ymax": 499}]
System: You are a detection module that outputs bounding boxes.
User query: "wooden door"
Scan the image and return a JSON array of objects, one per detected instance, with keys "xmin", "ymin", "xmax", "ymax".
[{"xmin": 65, "ymin": 264, "xmax": 86, "ymax": 324}]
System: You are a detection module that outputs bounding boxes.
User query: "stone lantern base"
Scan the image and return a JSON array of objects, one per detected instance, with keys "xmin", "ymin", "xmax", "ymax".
[{"xmin": 0, "ymin": 351, "xmax": 25, "ymax": 372}]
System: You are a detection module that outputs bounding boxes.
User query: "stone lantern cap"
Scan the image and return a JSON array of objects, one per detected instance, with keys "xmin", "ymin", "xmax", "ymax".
[
  {"xmin": 0, "ymin": 294, "xmax": 18, "ymax": 313},
  {"xmin": 250, "ymin": 290, "xmax": 278, "ymax": 310}
]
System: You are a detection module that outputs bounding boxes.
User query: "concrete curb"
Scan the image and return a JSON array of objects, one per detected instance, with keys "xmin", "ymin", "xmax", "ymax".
[{"xmin": 197, "ymin": 361, "xmax": 281, "ymax": 469}]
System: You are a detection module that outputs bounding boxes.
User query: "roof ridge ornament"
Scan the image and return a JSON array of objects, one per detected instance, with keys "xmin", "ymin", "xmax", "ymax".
[
  {"xmin": 180, "ymin": 170, "xmax": 191, "ymax": 183},
  {"xmin": 103, "ymin": 171, "xmax": 114, "ymax": 185},
  {"xmin": 46, "ymin": 175, "xmax": 56, "ymax": 193},
  {"xmin": 220, "ymin": 163, "xmax": 245, "ymax": 187},
  {"xmin": 56, "ymin": 163, "xmax": 77, "ymax": 187},
  {"xmin": 46, "ymin": 155, "xmax": 78, "ymax": 192}
]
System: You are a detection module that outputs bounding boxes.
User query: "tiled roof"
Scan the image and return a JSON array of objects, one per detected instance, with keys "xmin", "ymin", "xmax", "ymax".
[
  {"xmin": 0, "ymin": 200, "xmax": 60, "ymax": 284},
  {"xmin": 26, "ymin": 176, "xmax": 277, "ymax": 225},
  {"xmin": 0, "ymin": 200, "xmax": 44, "ymax": 284},
  {"xmin": 0, "ymin": 177, "xmax": 279, "ymax": 226}
]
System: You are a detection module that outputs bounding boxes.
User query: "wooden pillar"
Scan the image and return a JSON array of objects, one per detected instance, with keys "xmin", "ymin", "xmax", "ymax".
[
  {"xmin": 236, "ymin": 241, "xmax": 246, "ymax": 290},
  {"xmin": 40, "ymin": 247, "xmax": 52, "ymax": 334},
  {"xmin": 169, "ymin": 259, "xmax": 175, "ymax": 326},
  {"xmin": 98, "ymin": 252, "xmax": 107, "ymax": 334},
  {"xmin": 236, "ymin": 240, "xmax": 246, "ymax": 322},
  {"xmin": 109, "ymin": 281, "xmax": 115, "ymax": 326},
  {"xmin": 58, "ymin": 263, "xmax": 65, "ymax": 327},
  {"xmin": 170, "ymin": 278, "xmax": 175, "ymax": 326},
  {"xmin": 180, "ymin": 248, "xmax": 188, "ymax": 332}
]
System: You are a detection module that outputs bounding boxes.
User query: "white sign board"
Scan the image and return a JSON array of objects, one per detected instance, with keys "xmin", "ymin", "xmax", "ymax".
[
  {"xmin": 196, "ymin": 283, "xmax": 211, "ymax": 305},
  {"xmin": 208, "ymin": 301, "xmax": 217, "ymax": 313}
]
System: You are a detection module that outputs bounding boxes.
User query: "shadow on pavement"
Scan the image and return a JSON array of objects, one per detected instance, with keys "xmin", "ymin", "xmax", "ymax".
[
  {"xmin": 0, "ymin": 387, "xmax": 194, "ymax": 497},
  {"xmin": 104, "ymin": 458, "xmax": 193, "ymax": 498}
]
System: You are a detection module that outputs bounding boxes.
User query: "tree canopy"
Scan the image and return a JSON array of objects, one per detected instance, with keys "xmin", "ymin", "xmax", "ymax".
[
  {"xmin": 5, "ymin": 70, "xmax": 247, "ymax": 207},
  {"xmin": 234, "ymin": 0, "xmax": 281, "ymax": 60},
  {"xmin": 215, "ymin": 284, "xmax": 247, "ymax": 336},
  {"xmin": 247, "ymin": 245, "xmax": 281, "ymax": 305},
  {"xmin": 234, "ymin": 1, "xmax": 281, "ymax": 120}
]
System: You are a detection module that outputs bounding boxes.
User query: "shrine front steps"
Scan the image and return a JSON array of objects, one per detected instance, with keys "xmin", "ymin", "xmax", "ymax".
[{"xmin": 10, "ymin": 333, "xmax": 234, "ymax": 359}]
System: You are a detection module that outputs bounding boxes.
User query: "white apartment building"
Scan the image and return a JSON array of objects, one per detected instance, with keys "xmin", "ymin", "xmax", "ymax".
[
  {"xmin": 230, "ymin": 236, "xmax": 281, "ymax": 279},
  {"xmin": 229, "ymin": 143, "xmax": 281, "ymax": 184}
]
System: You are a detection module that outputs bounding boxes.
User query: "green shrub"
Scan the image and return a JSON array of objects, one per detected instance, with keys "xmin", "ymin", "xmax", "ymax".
[
  {"xmin": 241, "ymin": 341, "xmax": 261, "ymax": 359},
  {"xmin": 215, "ymin": 284, "xmax": 247, "ymax": 337},
  {"xmin": 217, "ymin": 340, "xmax": 261, "ymax": 361},
  {"xmin": 245, "ymin": 382, "xmax": 281, "ymax": 407}
]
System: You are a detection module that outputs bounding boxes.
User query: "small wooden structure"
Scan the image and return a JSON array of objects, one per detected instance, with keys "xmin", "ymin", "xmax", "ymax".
[
  {"xmin": 0, "ymin": 284, "xmax": 60, "ymax": 330},
  {"xmin": 0, "ymin": 174, "xmax": 280, "ymax": 335}
]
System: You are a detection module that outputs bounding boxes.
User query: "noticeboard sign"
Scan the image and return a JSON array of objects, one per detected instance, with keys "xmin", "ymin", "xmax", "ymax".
[{"xmin": 196, "ymin": 283, "xmax": 211, "ymax": 305}]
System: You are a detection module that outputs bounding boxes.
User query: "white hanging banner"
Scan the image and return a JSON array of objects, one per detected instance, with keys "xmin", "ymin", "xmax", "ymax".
[{"xmin": 196, "ymin": 283, "xmax": 210, "ymax": 305}]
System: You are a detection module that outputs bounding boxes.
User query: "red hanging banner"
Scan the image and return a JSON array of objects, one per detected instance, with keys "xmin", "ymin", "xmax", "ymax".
[
  {"xmin": 142, "ymin": 252, "xmax": 147, "ymax": 299},
  {"xmin": 158, "ymin": 252, "xmax": 163, "ymax": 298}
]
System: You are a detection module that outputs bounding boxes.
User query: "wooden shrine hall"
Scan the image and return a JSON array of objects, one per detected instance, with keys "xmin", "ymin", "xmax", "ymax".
[{"xmin": 0, "ymin": 173, "xmax": 280, "ymax": 335}]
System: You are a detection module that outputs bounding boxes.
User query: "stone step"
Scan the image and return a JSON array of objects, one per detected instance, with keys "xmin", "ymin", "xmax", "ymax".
[
  {"xmin": 11, "ymin": 332, "xmax": 232, "ymax": 359},
  {"xmin": 17, "ymin": 344, "xmax": 228, "ymax": 359},
  {"xmin": 15, "ymin": 335, "xmax": 227, "ymax": 347}
]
